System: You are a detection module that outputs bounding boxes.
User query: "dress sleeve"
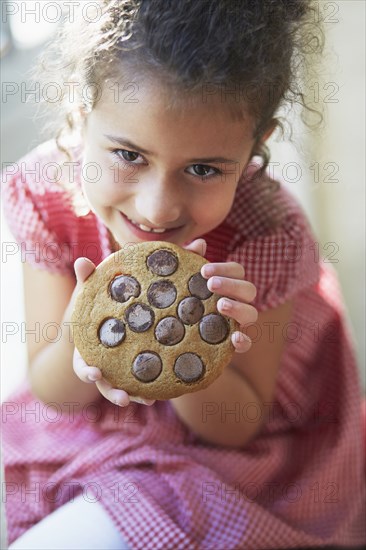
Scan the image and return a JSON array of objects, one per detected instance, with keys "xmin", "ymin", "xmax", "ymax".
[
  {"xmin": 1, "ymin": 150, "xmax": 74, "ymax": 276},
  {"xmin": 226, "ymin": 205, "xmax": 320, "ymax": 312}
]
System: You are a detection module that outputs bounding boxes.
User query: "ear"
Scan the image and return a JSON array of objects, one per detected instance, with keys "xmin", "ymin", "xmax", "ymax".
[
  {"xmin": 249, "ymin": 119, "xmax": 278, "ymax": 161},
  {"xmin": 78, "ymin": 106, "xmax": 89, "ymax": 139},
  {"xmin": 78, "ymin": 106, "xmax": 88, "ymax": 122},
  {"xmin": 261, "ymin": 119, "xmax": 277, "ymax": 142}
]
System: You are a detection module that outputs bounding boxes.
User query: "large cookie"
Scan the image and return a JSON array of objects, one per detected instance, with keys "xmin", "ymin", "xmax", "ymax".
[{"xmin": 71, "ymin": 241, "xmax": 238, "ymax": 400}]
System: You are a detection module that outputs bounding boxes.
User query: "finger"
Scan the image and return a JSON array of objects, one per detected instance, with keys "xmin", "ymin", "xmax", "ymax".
[
  {"xmin": 95, "ymin": 378, "xmax": 130, "ymax": 407},
  {"xmin": 183, "ymin": 238, "xmax": 207, "ymax": 258},
  {"xmin": 201, "ymin": 262, "xmax": 245, "ymax": 280},
  {"xmin": 207, "ymin": 277, "xmax": 257, "ymax": 303},
  {"xmin": 73, "ymin": 348, "xmax": 102, "ymax": 383},
  {"xmin": 129, "ymin": 395, "xmax": 156, "ymax": 406},
  {"xmin": 74, "ymin": 257, "xmax": 96, "ymax": 285},
  {"xmin": 217, "ymin": 299, "xmax": 258, "ymax": 326},
  {"xmin": 231, "ymin": 331, "xmax": 253, "ymax": 353}
]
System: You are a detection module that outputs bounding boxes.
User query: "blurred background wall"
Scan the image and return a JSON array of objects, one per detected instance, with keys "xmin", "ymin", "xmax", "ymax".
[{"xmin": 1, "ymin": 0, "xmax": 365, "ymax": 402}]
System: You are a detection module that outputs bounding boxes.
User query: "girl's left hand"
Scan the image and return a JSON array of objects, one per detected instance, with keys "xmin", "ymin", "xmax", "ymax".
[{"xmin": 185, "ymin": 238, "xmax": 258, "ymax": 353}]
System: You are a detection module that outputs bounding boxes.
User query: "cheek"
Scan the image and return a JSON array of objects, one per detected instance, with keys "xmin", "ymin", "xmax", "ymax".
[
  {"xmin": 191, "ymin": 187, "xmax": 236, "ymax": 225},
  {"xmin": 82, "ymin": 161, "xmax": 126, "ymax": 207}
]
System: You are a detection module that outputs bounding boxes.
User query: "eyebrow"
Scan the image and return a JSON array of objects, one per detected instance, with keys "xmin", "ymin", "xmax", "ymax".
[{"xmin": 104, "ymin": 134, "xmax": 238, "ymax": 164}]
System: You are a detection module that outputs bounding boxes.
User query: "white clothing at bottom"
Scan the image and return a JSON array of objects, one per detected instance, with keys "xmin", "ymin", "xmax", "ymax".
[{"xmin": 9, "ymin": 495, "xmax": 130, "ymax": 550}]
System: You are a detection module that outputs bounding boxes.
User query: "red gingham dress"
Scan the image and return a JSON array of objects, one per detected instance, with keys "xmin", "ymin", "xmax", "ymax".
[{"xmin": 1, "ymin": 139, "xmax": 365, "ymax": 549}]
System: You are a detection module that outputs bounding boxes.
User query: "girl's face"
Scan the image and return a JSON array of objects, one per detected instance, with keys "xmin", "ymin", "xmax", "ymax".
[{"xmin": 81, "ymin": 81, "xmax": 256, "ymax": 247}]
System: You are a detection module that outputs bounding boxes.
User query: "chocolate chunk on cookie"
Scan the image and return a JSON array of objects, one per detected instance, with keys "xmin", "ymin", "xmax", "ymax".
[
  {"xmin": 155, "ymin": 316, "xmax": 185, "ymax": 345},
  {"xmin": 199, "ymin": 313, "xmax": 229, "ymax": 344},
  {"xmin": 174, "ymin": 353, "xmax": 205, "ymax": 382},
  {"xmin": 147, "ymin": 280, "xmax": 177, "ymax": 308},
  {"xmin": 177, "ymin": 296, "xmax": 204, "ymax": 325},
  {"xmin": 110, "ymin": 275, "xmax": 140, "ymax": 303},
  {"xmin": 125, "ymin": 303, "xmax": 154, "ymax": 332},
  {"xmin": 147, "ymin": 249, "xmax": 178, "ymax": 276},
  {"xmin": 99, "ymin": 318, "xmax": 126, "ymax": 347},
  {"xmin": 188, "ymin": 272, "xmax": 213, "ymax": 299},
  {"xmin": 132, "ymin": 352, "xmax": 162, "ymax": 382}
]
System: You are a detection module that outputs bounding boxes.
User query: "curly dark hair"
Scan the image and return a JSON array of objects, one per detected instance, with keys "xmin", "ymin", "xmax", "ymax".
[{"xmin": 32, "ymin": 0, "xmax": 323, "ymax": 178}]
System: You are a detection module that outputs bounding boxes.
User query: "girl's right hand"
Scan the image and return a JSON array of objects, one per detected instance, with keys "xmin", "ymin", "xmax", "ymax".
[{"xmin": 71, "ymin": 257, "xmax": 155, "ymax": 408}]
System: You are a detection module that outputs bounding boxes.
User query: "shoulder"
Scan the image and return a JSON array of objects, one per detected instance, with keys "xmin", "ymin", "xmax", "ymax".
[
  {"xmin": 227, "ymin": 161, "xmax": 311, "ymax": 240},
  {"xmin": 2, "ymin": 139, "xmax": 78, "ymax": 234},
  {"xmin": 1, "ymin": 139, "xmax": 102, "ymax": 274},
  {"xmin": 2, "ymin": 138, "xmax": 85, "ymax": 208},
  {"xmin": 207, "ymin": 162, "xmax": 320, "ymax": 311}
]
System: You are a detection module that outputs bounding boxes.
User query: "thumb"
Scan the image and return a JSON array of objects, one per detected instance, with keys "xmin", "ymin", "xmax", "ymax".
[
  {"xmin": 74, "ymin": 257, "xmax": 96, "ymax": 285},
  {"xmin": 63, "ymin": 258, "xmax": 96, "ymax": 325},
  {"xmin": 183, "ymin": 238, "xmax": 207, "ymax": 258}
]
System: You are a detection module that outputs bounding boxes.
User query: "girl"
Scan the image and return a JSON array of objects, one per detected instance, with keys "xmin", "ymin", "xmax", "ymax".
[{"xmin": 2, "ymin": 1, "xmax": 365, "ymax": 548}]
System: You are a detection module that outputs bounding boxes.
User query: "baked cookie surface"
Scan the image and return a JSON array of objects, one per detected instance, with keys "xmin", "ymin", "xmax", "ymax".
[{"xmin": 72, "ymin": 241, "xmax": 238, "ymax": 400}]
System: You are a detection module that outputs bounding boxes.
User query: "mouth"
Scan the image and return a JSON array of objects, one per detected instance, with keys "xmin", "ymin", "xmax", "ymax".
[
  {"xmin": 120, "ymin": 212, "xmax": 185, "ymax": 240},
  {"xmin": 126, "ymin": 215, "xmax": 168, "ymax": 233}
]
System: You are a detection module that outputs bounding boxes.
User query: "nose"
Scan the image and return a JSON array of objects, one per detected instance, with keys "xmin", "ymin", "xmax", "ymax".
[{"xmin": 134, "ymin": 179, "xmax": 183, "ymax": 227}]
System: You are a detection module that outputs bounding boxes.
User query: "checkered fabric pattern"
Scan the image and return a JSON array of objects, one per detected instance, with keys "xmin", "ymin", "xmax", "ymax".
[{"xmin": 1, "ymin": 140, "xmax": 365, "ymax": 548}]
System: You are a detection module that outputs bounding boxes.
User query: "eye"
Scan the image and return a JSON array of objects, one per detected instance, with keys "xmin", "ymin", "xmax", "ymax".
[
  {"xmin": 187, "ymin": 164, "xmax": 221, "ymax": 180},
  {"xmin": 112, "ymin": 149, "xmax": 145, "ymax": 164},
  {"xmin": 111, "ymin": 150, "xmax": 222, "ymax": 181}
]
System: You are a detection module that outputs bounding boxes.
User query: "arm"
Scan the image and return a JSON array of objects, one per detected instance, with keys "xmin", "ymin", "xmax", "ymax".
[
  {"xmin": 25, "ymin": 258, "xmax": 152, "ymax": 410},
  {"xmin": 23, "ymin": 262, "xmax": 101, "ymax": 410},
  {"xmin": 170, "ymin": 300, "xmax": 293, "ymax": 448}
]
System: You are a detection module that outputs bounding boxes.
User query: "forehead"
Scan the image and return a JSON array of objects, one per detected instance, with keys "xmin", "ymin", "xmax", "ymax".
[{"xmin": 89, "ymin": 78, "xmax": 255, "ymax": 150}]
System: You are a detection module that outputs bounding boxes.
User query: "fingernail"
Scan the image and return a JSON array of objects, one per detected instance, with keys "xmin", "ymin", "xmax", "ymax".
[
  {"xmin": 210, "ymin": 277, "xmax": 222, "ymax": 289},
  {"xmin": 111, "ymin": 390, "xmax": 129, "ymax": 407},
  {"xmin": 234, "ymin": 332, "xmax": 251, "ymax": 344},
  {"xmin": 202, "ymin": 265, "xmax": 213, "ymax": 277},
  {"xmin": 82, "ymin": 257, "xmax": 94, "ymax": 265},
  {"xmin": 131, "ymin": 397, "xmax": 148, "ymax": 405},
  {"xmin": 219, "ymin": 298, "xmax": 231, "ymax": 311}
]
